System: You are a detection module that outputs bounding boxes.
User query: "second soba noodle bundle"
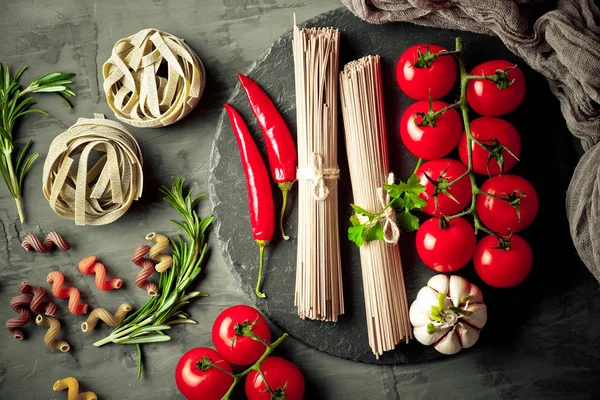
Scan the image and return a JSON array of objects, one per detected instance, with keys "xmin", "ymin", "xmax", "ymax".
[{"xmin": 340, "ymin": 56, "xmax": 412, "ymax": 356}]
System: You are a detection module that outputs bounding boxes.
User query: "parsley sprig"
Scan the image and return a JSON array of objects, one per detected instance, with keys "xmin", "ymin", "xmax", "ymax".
[{"xmin": 349, "ymin": 173, "xmax": 426, "ymax": 247}]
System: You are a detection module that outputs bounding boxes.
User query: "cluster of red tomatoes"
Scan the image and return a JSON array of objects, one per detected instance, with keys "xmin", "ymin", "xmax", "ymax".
[
  {"xmin": 396, "ymin": 44, "xmax": 539, "ymax": 288},
  {"xmin": 176, "ymin": 305, "xmax": 304, "ymax": 400}
]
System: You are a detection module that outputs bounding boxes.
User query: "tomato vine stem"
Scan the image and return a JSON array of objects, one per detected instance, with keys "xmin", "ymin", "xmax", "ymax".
[
  {"xmin": 443, "ymin": 37, "xmax": 508, "ymax": 241},
  {"xmin": 216, "ymin": 332, "xmax": 289, "ymax": 399}
]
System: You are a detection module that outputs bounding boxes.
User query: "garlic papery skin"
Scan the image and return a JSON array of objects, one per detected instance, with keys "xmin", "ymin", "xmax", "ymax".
[{"xmin": 409, "ymin": 274, "xmax": 487, "ymax": 355}]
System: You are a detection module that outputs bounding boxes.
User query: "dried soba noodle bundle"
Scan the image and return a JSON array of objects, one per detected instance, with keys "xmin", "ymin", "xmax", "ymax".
[
  {"xmin": 293, "ymin": 23, "xmax": 343, "ymax": 322},
  {"xmin": 103, "ymin": 28, "xmax": 205, "ymax": 127},
  {"xmin": 340, "ymin": 56, "xmax": 412, "ymax": 356},
  {"xmin": 43, "ymin": 114, "xmax": 143, "ymax": 226}
]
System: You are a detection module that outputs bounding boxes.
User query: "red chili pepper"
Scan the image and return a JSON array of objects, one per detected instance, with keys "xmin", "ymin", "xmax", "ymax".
[
  {"xmin": 238, "ymin": 73, "xmax": 297, "ymax": 240},
  {"xmin": 224, "ymin": 103, "xmax": 274, "ymax": 298}
]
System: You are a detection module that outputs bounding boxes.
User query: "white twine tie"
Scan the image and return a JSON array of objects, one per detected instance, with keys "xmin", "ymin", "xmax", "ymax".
[
  {"xmin": 296, "ymin": 152, "xmax": 340, "ymax": 201},
  {"xmin": 376, "ymin": 172, "xmax": 401, "ymax": 245}
]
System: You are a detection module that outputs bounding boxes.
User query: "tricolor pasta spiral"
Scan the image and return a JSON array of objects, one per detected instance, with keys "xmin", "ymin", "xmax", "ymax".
[
  {"xmin": 18, "ymin": 281, "xmax": 57, "ymax": 316},
  {"xmin": 35, "ymin": 315, "xmax": 70, "ymax": 352},
  {"xmin": 131, "ymin": 244, "xmax": 158, "ymax": 296},
  {"xmin": 78, "ymin": 256, "xmax": 123, "ymax": 291},
  {"xmin": 53, "ymin": 377, "xmax": 97, "ymax": 400},
  {"xmin": 47, "ymin": 271, "xmax": 89, "ymax": 315},
  {"xmin": 6, "ymin": 294, "xmax": 32, "ymax": 340},
  {"xmin": 146, "ymin": 232, "xmax": 172, "ymax": 272},
  {"xmin": 21, "ymin": 231, "xmax": 71, "ymax": 253},
  {"xmin": 81, "ymin": 303, "xmax": 132, "ymax": 332}
]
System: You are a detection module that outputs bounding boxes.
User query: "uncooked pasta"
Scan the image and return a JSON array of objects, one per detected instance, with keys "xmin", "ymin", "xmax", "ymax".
[
  {"xmin": 47, "ymin": 271, "xmax": 89, "ymax": 315},
  {"xmin": 81, "ymin": 303, "xmax": 132, "ymax": 332},
  {"xmin": 21, "ymin": 232, "xmax": 71, "ymax": 252},
  {"xmin": 131, "ymin": 244, "xmax": 159, "ymax": 296},
  {"xmin": 53, "ymin": 377, "xmax": 97, "ymax": 400},
  {"xmin": 77, "ymin": 256, "xmax": 123, "ymax": 291},
  {"xmin": 339, "ymin": 55, "xmax": 412, "ymax": 356},
  {"xmin": 42, "ymin": 114, "xmax": 143, "ymax": 226},
  {"xmin": 146, "ymin": 232, "xmax": 172, "ymax": 273},
  {"xmin": 6, "ymin": 294, "xmax": 32, "ymax": 340},
  {"xmin": 35, "ymin": 315, "xmax": 70, "ymax": 352},
  {"xmin": 19, "ymin": 281, "xmax": 57, "ymax": 316},
  {"xmin": 293, "ymin": 22, "xmax": 344, "ymax": 322},
  {"xmin": 103, "ymin": 28, "xmax": 205, "ymax": 128}
]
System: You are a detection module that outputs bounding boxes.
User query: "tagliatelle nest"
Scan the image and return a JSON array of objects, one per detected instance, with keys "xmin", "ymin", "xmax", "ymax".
[
  {"xmin": 102, "ymin": 28, "xmax": 205, "ymax": 127},
  {"xmin": 42, "ymin": 114, "xmax": 143, "ymax": 226}
]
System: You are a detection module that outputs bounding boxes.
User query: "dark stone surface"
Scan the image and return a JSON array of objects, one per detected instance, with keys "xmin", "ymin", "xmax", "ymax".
[{"xmin": 210, "ymin": 6, "xmax": 600, "ymax": 372}]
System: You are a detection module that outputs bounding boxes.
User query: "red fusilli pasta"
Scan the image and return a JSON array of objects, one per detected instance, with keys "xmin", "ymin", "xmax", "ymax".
[
  {"xmin": 18, "ymin": 281, "xmax": 57, "ymax": 316},
  {"xmin": 21, "ymin": 232, "xmax": 71, "ymax": 253},
  {"xmin": 131, "ymin": 245, "xmax": 158, "ymax": 296},
  {"xmin": 77, "ymin": 256, "xmax": 123, "ymax": 291},
  {"xmin": 6, "ymin": 294, "xmax": 32, "ymax": 340},
  {"xmin": 47, "ymin": 271, "xmax": 89, "ymax": 315}
]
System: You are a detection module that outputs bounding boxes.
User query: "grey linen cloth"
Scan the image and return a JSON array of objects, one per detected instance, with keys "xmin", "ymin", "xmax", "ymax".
[{"xmin": 343, "ymin": 0, "xmax": 600, "ymax": 282}]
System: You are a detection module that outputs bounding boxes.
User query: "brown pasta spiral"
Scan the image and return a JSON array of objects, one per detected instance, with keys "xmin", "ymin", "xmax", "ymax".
[
  {"xmin": 146, "ymin": 232, "xmax": 172, "ymax": 272},
  {"xmin": 103, "ymin": 28, "xmax": 205, "ymax": 127},
  {"xmin": 81, "ymin": 303, "xmax": 132, "ymax": 332},
  {"xmin": 35, "ymin": 315, "xmax": 70, "ymax": 352},
  {"xmin": 131, "ymin": 244, "xmax": 158, "ymax": 296},
  {"xmin": 42, "ymin": 114, "xmax": 143, "ymax": 226},
  {"xmin": 6, "ymin": 294, "xmax": 32, "ymax": 340},
  {"xmin": 19, "ymin": 281, "xmax": 57, "ymax": 316},
  {"xmin": 21, "ymin": 232, "xmax": 71, "ymax": 252}
]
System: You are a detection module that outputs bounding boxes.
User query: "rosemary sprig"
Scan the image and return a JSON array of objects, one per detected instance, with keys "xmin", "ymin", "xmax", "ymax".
[
  {"xmin": 0, "ymin": 64, "xmax": 75, "ymax": 222},
  {"xmin": 94, "ymin": 178, "xmax": 213, "ymax": 380}
]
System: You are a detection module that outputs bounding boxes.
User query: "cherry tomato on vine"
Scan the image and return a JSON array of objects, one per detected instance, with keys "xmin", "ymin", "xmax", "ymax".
[
  {"xmin": 175, "ymin": 347, "xmax": 233, "ymax": 400},
  {"xmin": 466, "ymin": 60, "xmax": 526, "ymax": 116},
  {"xmin": 400, "ymin": 100, "xmax": 462, "ymax": 160},
  {"xmin": 458, "ymin": 117, "xmax": 521, "ymax": 175},
  {"xmin": 416, "ymin": 217, "xmax": 476, "ymax": 272},
  {"xmin": 417, "ymin": 159, "xmax": 472, "ymax": 217},
  {"xmin": 396, "ymin": 44, "xmax": 457, "ymax": 100},
  {"xmin": 474, "ymin": 234, "xmax": 533, "ymax": 288},
  {"xmin": 245, "ymin": 356, "xmax": 305, "ymax": 400},
  {"xmin": 211, "ymin": 305, "xmax": 271, "ymax": 366},
  {"xmin": 476, "ymin": 174, "xmax": 539, "ymax": 235}
]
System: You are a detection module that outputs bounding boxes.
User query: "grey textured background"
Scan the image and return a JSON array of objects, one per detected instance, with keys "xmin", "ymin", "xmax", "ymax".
[{"xmin": 1, "ymin": 1, "xmax": 599, "ymax": 400}]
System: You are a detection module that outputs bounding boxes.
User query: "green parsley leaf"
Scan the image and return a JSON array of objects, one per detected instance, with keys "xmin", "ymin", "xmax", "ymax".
[
  {"xmin": 348, "ymin": 224, "xmax": 366, "ymax": 247},
  {"xmin": 405, "ymin": 174, "xmax": 426, "ymax": 196},
  {"xmin": 403, "ymin": 193, "xmax": 428, "ymax": 210},
  {"xmin": 399, "ymin": 210, "xmax": 420, "ymax": 232},
  {"xmin": 391, "ymin": 196, "xmax": 405, "ymax": 209},
  {"xmin": 365, "ymin": 221, "xmax": 384, "ymax": 242},
  {"xmin": 350, "ymin": 203, "xmax": 373, "ymax": 218}
]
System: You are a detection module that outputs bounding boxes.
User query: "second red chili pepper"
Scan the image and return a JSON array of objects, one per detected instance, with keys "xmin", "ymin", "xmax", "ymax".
[
  {"xmin": 238, "ymin": 74, "xmax": 297, "ymax": 240},
  {"xmin": 224, "ymin": 103, "xmax": 275, "ymax": 299}
]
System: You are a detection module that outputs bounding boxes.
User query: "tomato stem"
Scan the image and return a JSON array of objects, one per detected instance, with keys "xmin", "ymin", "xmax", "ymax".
[
  {"xmin": 442, "ymin": 38, "xmax": 517, "ymax": 241},
  {"xmin": 221, "ymin": 332, "xmax": 289, "ymax": 399}
]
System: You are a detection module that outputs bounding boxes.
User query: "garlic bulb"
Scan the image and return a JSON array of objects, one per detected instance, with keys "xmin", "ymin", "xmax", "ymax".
[{"xmin": 409, "ymin": 274, "xmax": 487, "ymax": 355}]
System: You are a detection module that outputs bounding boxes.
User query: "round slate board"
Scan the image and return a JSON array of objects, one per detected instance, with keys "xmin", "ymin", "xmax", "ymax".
[{"xmin": 209, "ymin": 8, "xmax": 593, "ymax": 364}]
